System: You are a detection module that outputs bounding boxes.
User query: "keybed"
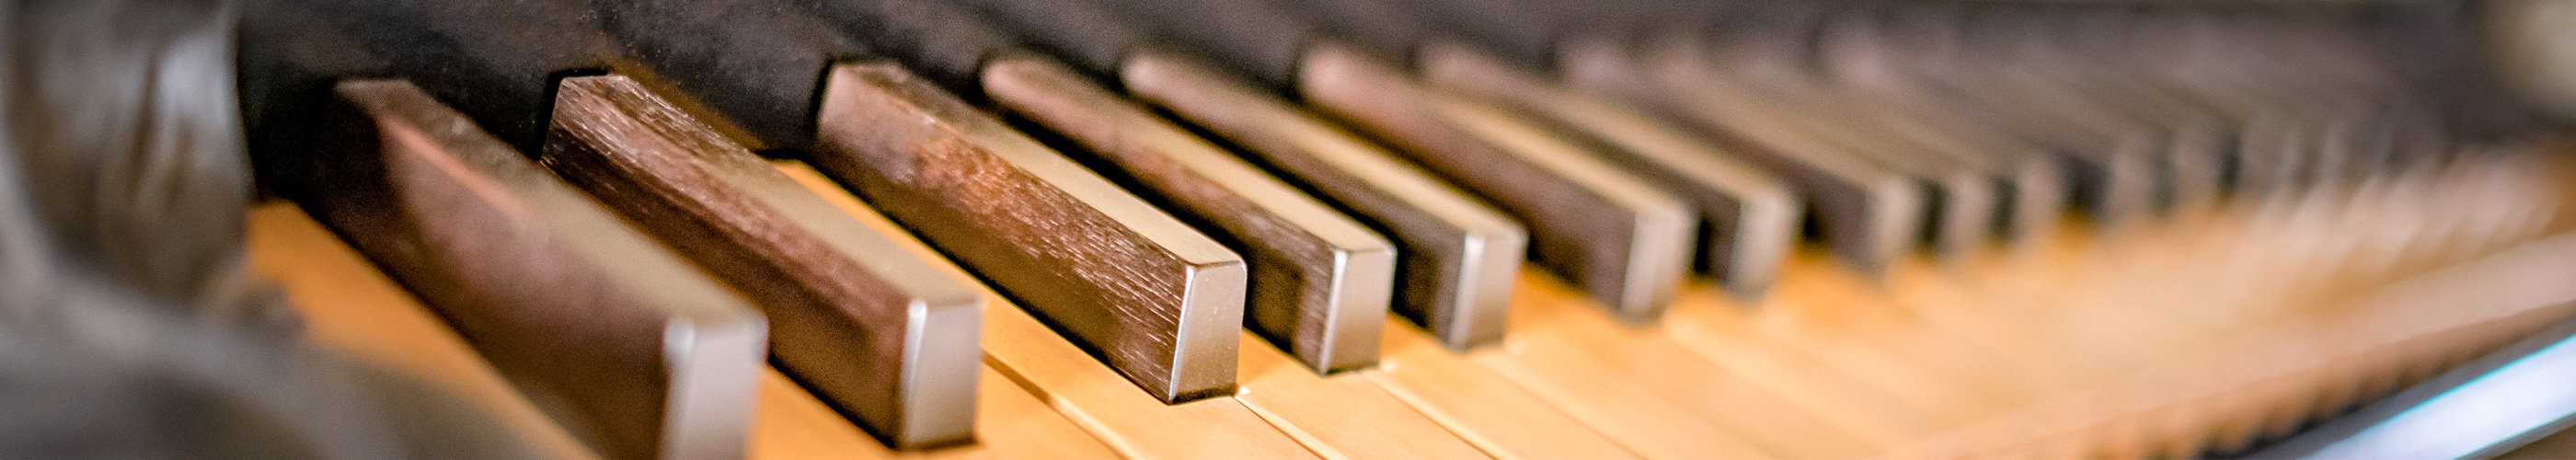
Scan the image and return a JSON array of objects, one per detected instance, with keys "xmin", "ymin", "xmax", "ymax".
[{"xmin": 218, "ymin": 0, "xmax": 2576, "ymax": 458}]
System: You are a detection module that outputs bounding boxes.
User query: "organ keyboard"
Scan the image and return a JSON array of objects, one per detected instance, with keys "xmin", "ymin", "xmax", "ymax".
[{"xmin": 7, "ymin": 0, "xmax": 2576, "ymax": 458}]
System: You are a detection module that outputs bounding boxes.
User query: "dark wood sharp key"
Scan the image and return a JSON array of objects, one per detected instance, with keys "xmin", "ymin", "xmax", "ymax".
[
  {"xmin": 541, "ymin": 75, "xmax": 986, "ymax": 449},
  {"xmin": 1100, "ymin": 0, "xmax": 1695, "ymax": 319},
  {"xmin": 1567, "ymin": 32, "xmax": 1925, "ymax": 270},
  {"xmin": 1121, "ymin": 54, "xmax": 1528, "ymax": 350},
  {"xmin": 963, "ymin": 0, "xmax": 1525, "ymax": 352},
  {"xmin": 793, "ymin": 0, "xmax": 1252, "ymax": 401},
  {"xmin": 606, "ymin": 0, "xmax": 1243, "ymax": 401},
  {"xmin": 1417, "ymin": 42, "xmax": 1803, "ymax": 296},
  {"xmin": 1303, "ymin": 49, "xmax": 1695, "ymax": 320},
  {"xmin": 303, "ymin": 80, "xmax": 765, "ymax": 460},
  {"xmin": 1275, "ymin": 0, "xmax": 1800, "ymax": 294},
  {"xmin": 982, "ymin": 57, "xmax": 1399, "ymax": 374},
  {"xmin": 811, "ymin": 63, "xmax": 1247, "ymax": 403},
  {"xmin": 855, "ymin": 0, "xmax": 1396, "ymax": 373}
]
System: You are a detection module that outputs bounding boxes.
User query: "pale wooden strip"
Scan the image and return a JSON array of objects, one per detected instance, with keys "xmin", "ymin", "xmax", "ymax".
[
  {"xmin": 1500, "ymin": 271, "xmax": 1911, "ymax": 458},
  {"xmin": 746, "ymin": 366, "xmax": 1119, "ymax": 460},
  {"xmin": 1660, "ymin": 283, "xmax": 1984, "ymax": 429},
  {"xmin": 1453, "ymin": 270, "xmax": 1774, "ymax": 459},
  {"xmin": 1368, "ymin": 319, "xmax": 1639, "ymax": 460},
  {"xmin": 1232, "ymin": 333, "xmax": 1488, "ymax": 459}
]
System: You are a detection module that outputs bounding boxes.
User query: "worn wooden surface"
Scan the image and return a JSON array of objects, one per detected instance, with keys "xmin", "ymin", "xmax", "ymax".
[
  {"xmin": 250, "ymin": 152, "xmax": 2575, "ymax": 459},
  {"xmin": 544, "ymin": 75, "xmax": 986, "ymax": 449},
  {"xmin": 283, "ymin": 80, "xmax": 765, "ymax": 460},
  {"xmin": 809, "ymin": 63, "xmax": 1247, "ymax": 404},
  {"xmin": 1123, "ymin": 52, "xmax": 1527, "ymax": 351},
  {"xmin": 1301, "ymin": 45, "xmax": 1696, "ymax": 320},
  {"xmin": 985, "ymin": 56, "xmax": 1397, "ymax": 374}
]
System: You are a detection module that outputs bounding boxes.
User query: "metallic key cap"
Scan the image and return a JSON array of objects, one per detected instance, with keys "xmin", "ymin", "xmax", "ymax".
[
  {"xmin": 1121, "ymin": 52, "xmax": 1527, "ymax": 350},
  {"xmin": 293, "ymin": 80, "xmax": 765, "ymax": 460},
  {"xmin": 808, "ymin": 63, "xmax": 1247, "ymax": 403},
  {"xmin": 982, "ymin": 55, "xmax": 1397, "ymax": 374},
  {"xmin": 542, "ymin": 75, "xmax": 985, "ymax": 448}
]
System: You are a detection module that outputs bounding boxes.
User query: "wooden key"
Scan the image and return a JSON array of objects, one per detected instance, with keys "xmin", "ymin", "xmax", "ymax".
[
  {"xmin": 1302, "ymin": 45, "xmax": 1696, "ymax": 321},
  {"xmin": 1229, "ymin": 333, "xmax": 1487, "ymax": 458},
  {"xmin": 1367, "ymin": 319, "xmax": 1639, "ymax": 459},
  {"xmin": 252, "ymin": 196, "xmax": 1120, "ymax": 460},
  {"xmin": 781, "ymin": 164, "xmax": 1315, "ymax": 458},
  {"xmin": 285, "ymin": 80, "xmax": 765, "ymax": 460},
  {"xmin": 808, "ymin": 63, "xmax": 1246, "ymax": 404},
  {"xmin": 542, "ymin": 75, "xmax": 985, "ymax": 449},
  {"xmin": 1422, "ymin": 43, "xmax": 1803, "ymax": 297},
  {"xmin": 1498, "ymin": 270, "xmax": 1900, "ymax": 458},
  {"xmin": 247, "ymin": 204, "xmax": 596, "ymax": 460},
  {"xmin": 1745, "ymin": 89, "xmax": 2002, "ymax": 257},
  {"xmin": 1122, "ymin": 52, "xmax": 1528, "ymax": 351},
  {"xmin": 1569, "ymin": 36, "xmax": 1924, "ymax": 271},
  {"xmin": 982, "ymin": 55, "xmax": 1397, "ymax": 374},
  {"xmin": 746, "ymin": 363, "xmax": 1123, "ymax": 460}
]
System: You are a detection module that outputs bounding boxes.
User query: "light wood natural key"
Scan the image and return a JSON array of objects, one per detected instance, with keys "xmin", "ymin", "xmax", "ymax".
[
  {"xmin": 1121, "ymin": 52, "xmax": 1529, "ymax": 351},
  {"xmin": 982, "ymin": 55, "xmax": 1399, "ymax": 374},
  {"xmin": 1422, "ymin": 42, "xmax": 1803, "ymax": 297}
]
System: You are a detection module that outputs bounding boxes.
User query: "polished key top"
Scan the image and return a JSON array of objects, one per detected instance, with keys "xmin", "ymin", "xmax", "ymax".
[
  {"xmin": 983, "ymin": 56, "xmax": 1397, "ymax": 374},
  {"xmin": 542, "ymin": 75, "xmax": 985, "ymax": 448},
  {"xmin": 810, "ymin": 63, "xmax": 1247, "ymax": 403},
  {"xmin": 294, "ymin": 80, "xmax": 765, "ymax": 460},
  {"xmin": 1122, "ymin": 52, "xmax": 1527, "ymax": 350}
]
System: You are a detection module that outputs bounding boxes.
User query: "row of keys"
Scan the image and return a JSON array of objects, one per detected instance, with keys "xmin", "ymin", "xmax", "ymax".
[{"xmin": 234, "ymin": 0, "xmax": 2548, "ymax": 457}]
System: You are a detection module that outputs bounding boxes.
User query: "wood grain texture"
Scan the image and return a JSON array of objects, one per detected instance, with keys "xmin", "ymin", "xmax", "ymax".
[
  {"xmin": 983, "ymin": 55, "xmax": 1397, "ymax": 374},
  {"xmin": 1299, "ymin": 44, "xmax": 1695, "ymax": 321},
  {"xmin": 1122, "ymin": 52, "xmax": 1527, "ymax": 351},
  {"xmin": 542, "ymin": 75, "xmax": 986, "ymax": 449},
  {"xmin": 806, "ymin": 62, "xmax": 1246, "ymax": 403},
  {"xmin": 779, "ymin": 164, "xmax": 1317, "ymax": 459},
  {"xmin": 249, "ymin": 198, "xmax": 1114, "ymax": 460},
  {"xmin": 1564, "ymin": 35, "xmax": 1925, "ymax": 271},
  {"xmin": 1366, "ymin": 318, "xmax": 1639, "ymax": 459},
  {"xmin": 249, "ymin": 155, "xmax": 2576, "ymax": 460},
  {"xmin": 1424, "ymin": 43, "xmax": 1801, "ymax": 297},
  {"xmin": 282, "ymin": 80, "xmax": 765, "ymax": 460}
]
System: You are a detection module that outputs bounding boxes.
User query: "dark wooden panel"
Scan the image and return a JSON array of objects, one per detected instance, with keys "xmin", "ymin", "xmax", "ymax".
[
  {"xmin": 286, "ymin": 80, "xmax": 765, "ymax": 460},
  {"xmin": 806, "ymin": 63, "xmax": 1247, "ymax": 403},
  {"xmin": 542, "ymin": 75, "xmax": 984, "ymax": 449}
]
